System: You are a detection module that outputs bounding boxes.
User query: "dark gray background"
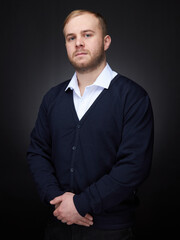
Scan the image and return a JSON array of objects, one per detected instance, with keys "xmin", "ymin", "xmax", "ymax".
[{"xmin": 1, "ymin": 0, "xmax": 180, "ymax": 239}]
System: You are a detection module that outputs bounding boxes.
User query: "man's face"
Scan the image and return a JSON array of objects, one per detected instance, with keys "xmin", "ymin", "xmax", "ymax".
[{"xmin": 64, "ymin": 13, "xmax": 109, "ymax": 73}]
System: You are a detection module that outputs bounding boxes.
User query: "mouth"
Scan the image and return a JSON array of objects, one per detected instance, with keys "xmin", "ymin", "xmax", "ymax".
[{"xmin": 74, "ymin": 52, "xmax": 88, "ymax": 57}]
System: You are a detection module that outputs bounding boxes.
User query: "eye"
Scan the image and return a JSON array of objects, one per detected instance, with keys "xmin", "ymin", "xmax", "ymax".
[
  {"xmin": 85, "ymin": 33, "xmax": 92, "ymax": 38},
  {"xmin": 67, "ymin": 36, "xmax": 75, "ymax": 42}
]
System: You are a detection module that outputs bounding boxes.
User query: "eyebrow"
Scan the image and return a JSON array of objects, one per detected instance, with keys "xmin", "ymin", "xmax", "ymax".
[{"xmin": 65, "ymin": 30, "xmax": 95, "ymax": 39}]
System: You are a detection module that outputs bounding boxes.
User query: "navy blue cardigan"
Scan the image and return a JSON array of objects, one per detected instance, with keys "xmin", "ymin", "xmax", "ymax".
[{"xmin": 27, "ymin": 74, "xmax": 154, "ymax": 230}]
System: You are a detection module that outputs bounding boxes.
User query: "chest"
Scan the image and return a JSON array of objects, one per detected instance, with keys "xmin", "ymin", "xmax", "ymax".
[
  {"xmin": 73, "ymin": 85, "xmax": 104, "ymax": 120},
  {"xmin": 47, "ymin": 89, "xmax": 124, "ymax": 143}
]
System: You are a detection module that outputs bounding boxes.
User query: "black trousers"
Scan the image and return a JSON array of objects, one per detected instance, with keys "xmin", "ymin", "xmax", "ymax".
[{"xmin": 44, "ymin": 221, "xmax": 135, "ymax": 240}]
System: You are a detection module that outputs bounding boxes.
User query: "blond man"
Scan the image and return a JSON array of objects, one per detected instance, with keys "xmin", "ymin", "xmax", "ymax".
[{"xmin": 27, "ymin": 9, "xmax": 154, "ymax": 240}]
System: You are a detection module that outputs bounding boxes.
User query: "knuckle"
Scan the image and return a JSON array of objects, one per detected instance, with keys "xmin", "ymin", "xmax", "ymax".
[
  {"xmin": 57, "ymin": 209, "xmax": 62, "ymax": 215},
  {"xmin": 53, "ymin": 211, "xmax": 57, "ymax": 217}
]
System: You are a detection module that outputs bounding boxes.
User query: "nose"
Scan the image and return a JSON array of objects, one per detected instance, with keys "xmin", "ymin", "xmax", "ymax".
[{"xmin": 75, "ymin": 36, "xmax": 84, "ymax": 48}]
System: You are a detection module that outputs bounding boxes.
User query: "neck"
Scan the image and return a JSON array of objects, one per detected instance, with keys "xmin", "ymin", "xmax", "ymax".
[{"xmin": 76, "ymin": 61, "xmax": 107, "ymax": 96}]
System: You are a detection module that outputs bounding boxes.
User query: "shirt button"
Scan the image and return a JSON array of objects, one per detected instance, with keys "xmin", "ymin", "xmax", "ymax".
[
  {"xmin": 70, "ymin": 168, "xmax": 74, "ymax": 173},
  {"xmin": 72, "ymin": 146, "xmax": 76, "ymax": 150}
]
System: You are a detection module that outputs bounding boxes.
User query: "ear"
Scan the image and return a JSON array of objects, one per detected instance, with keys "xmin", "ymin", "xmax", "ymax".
[{"xmin": 104, "ymin": 35, "xmax": 111, "ymax": 51}]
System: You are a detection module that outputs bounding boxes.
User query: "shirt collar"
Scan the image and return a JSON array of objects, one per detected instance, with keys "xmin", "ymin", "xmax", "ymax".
[{"xmin": 65, "ymin": 64, "xmax": 117, "ymax": 92}]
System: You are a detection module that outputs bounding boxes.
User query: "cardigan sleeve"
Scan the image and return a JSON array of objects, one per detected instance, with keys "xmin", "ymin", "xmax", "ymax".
[
  {"xmin": 73, "ymin": 93, "xmax": 154, "ymax": 216},
  {"xmin": 27, "ymin": 94, "xmax": 64, "ymax": 204}
]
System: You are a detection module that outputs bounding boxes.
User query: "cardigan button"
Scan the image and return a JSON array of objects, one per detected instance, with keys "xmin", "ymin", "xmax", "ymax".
[
  {"xmin": 70, "ymin": 168, "xmax": 74, "ymax": 173},
  {"xmin": 77, "ymin": 124, "xmax": 81, "ymax": 129},
  {"xmin": 72, "ymin": 146, "xmax": 76, "ymax": 150}
]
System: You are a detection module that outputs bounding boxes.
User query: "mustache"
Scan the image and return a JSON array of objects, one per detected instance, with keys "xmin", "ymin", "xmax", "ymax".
[{"xmin": 73, "ymin": 50, "xmax": 90, "ymax": 57}]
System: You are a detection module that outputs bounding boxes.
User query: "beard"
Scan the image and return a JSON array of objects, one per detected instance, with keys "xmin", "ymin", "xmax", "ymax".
[{"xmin": 68, "ymin": 44, "xmax": 106, "ymax": 73}]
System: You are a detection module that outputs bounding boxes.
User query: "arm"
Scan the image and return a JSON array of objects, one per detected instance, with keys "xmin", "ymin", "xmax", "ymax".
[
  {"xmin": 73, "ymin": 94, "xmax": 154, "ymax": 216},
  {"xmin": 27, "ymin": 95, "xmax": 64, "ymax": 204},
  {"xmin": 27, "ymin": 94, "xmax": 93, "ymax": 226}
]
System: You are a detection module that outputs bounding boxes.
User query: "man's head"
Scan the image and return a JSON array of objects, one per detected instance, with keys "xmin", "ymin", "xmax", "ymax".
[{"xmin": 63, "ymin": 10, "xmax": 111, "ymax": 73}]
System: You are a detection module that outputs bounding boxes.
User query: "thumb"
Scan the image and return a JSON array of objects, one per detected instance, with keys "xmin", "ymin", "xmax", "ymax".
[{"xmin": 50, "ymin": 196, "xmax": 63, "ymax": 205}]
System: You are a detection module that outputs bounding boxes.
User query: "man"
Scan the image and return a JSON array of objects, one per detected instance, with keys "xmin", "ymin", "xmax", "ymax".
[{"xmin": 27, "ymin": 9, "xmax": 154, "ymax": 239}]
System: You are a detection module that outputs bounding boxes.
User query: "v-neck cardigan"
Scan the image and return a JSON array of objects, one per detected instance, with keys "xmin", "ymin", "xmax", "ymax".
[{"xmin": 27, "ymin": 74, "xmax": 154, "ymax": 230}]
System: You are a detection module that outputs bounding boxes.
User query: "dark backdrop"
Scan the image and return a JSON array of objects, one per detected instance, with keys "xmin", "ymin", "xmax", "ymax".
[{"xmin": 1, "ymin": 0, "xmax": 180, "ymax": 239}]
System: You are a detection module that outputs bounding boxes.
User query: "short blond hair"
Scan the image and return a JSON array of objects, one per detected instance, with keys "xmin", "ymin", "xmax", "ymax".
[{"xmin": 63, "ymin": 9, "xmax": 108, "ymax": 37}]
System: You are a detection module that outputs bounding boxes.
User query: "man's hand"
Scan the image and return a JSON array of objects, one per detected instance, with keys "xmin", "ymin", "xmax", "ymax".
[{"xmin": 50, "ymin": 192, "xmax": 93, "ymax": 227}]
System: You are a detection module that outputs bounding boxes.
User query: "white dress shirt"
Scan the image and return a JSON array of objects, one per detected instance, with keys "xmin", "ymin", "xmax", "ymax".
[{"xmin": 65, "ymin": 64, "xmax": 117, "ymax": 120}]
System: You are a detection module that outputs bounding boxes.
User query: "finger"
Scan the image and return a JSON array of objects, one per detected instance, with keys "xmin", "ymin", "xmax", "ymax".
[
  {"xmin": 84, "ymin": 213, "xmax": 93, "ymax": 221},
  {"xmin": 79, "ymin": 217, "xmax": 93, "ymax": 226},
  {"xmin": 53, "ymin": 210, "xmax": 59, "ymax": 217},
  {"xmin": 55, "ymin": 203, "xmax": 61, "ymax": 209},
  {"xmin": 66, "ymin": 221, "xmax": 73, "ymax": 225},
  {"xmin": 53, "ymin": 208, "xmax": 61, "ymax": 217},
  {"xmin": 50, "ymin": 196, "xmax": 62, "ymax": 205},
  {"xmin": 61, "ymin": 218, "xmax": 67, "ymax": 224},
  {"xmin": 76, "ymin": 220, "xmax": 92, "ymax": 227},
  {"xmin": 83, "ymin": 215, "xmax": 93, "ymax": 223},
  {"xmin": 57, "ymin": 216, "xmax": 63, "ymax": 221}
]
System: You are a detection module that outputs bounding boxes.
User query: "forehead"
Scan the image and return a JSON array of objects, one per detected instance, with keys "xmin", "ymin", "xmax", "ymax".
[{"xmin": 64, "ymin": 13, "xmax": 101, "ymax": 35}]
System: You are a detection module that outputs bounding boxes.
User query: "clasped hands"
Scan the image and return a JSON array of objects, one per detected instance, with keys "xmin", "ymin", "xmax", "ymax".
[{"xmin": 50, "ymin": 192, "xmax": 93, "ymax": 227}]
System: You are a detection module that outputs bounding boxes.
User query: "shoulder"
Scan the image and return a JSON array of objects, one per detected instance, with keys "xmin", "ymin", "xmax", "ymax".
[
  {"xmin": 110, "ymin": 74, "xmax": 152, "ymax": 115},
  {"xmin": 42, "ymin": 80, "xmax": 70, "ymax": 105},
  {"xmin": 111, "ymin": 74, "xmax": 150, "ymax": 106},
  {"xmin": 112, "ymin": 74, "xmax": 148, "ymax": 98},
  {"xmin": 45, "ymin": 80, "xmax": 70, "ymax": 98}
]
